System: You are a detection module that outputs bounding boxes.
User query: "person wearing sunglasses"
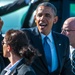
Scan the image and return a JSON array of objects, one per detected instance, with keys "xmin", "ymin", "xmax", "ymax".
[{"xmin": 0, "ymin": 29, "xmax": 40, "ymax": 75}]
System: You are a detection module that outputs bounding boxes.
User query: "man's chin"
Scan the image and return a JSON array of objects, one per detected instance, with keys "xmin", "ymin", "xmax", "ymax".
[{"xmin": 41, "ymin": 31, "xmax": 46, "ymax": 35}]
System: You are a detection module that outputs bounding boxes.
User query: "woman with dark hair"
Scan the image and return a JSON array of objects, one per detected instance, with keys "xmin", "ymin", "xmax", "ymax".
[{"xmin": 0, "ymin": 29, "xmax": 40, "ymax": 75}]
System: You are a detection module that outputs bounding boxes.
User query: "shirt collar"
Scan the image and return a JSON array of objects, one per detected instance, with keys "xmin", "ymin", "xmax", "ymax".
[
  {"xmin": 70, "ymin": 45, "xmax": 75, "ymax": 53},
  {"xmin": 70, "ymin": 45, "xmax": 75, "ymax": 50},
  {"xmin": 4, "ymin": 58, "xmax": 23, "ymax": 72},
  {"xmin": 40, "ymin": 31, "xmax": 53, "ymax": 43}
]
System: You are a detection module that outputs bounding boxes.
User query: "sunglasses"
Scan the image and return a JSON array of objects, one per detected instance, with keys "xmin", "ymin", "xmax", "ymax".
[{"xmin": 1, "ymin": 41, "xmax": 7, "ymax": 45}]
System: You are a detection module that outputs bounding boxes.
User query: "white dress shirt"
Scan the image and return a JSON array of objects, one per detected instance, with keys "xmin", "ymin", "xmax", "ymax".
[{"xmin": 70, "ymin": 45, "xmax": 75, "ymax": 60}]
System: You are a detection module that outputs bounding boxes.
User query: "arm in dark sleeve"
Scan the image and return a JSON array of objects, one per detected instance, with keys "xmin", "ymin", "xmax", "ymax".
[
  {"xmin": 0, "ymin": 0, "xmax": 28, "ymax": 16},
  {"xmin": 0, "ymin": 56, "xmax": 5, "ymax": 73}
]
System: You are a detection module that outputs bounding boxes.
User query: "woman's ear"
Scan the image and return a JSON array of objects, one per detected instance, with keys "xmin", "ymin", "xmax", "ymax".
[
  {"xmin": 7, "ymin": 45, "xmax": 11, "ymax": 52},
  {"xmin": 53, "ymin": 16, "xmax": 58, "ymax": 24}
]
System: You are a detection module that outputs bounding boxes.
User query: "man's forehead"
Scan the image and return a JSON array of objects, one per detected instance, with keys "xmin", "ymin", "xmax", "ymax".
[
  {"xmin": 63, "ymin": 21, "xmax": 75, "ymax": 29},
  {"xmin": 63, "ymin": 21, "xmax": 69, "ymax": 26},
  {"xmin": 63, "ymin": 21, "xmax": 70, "ymax": 29},
  {"xmin": 37, "ymin": 6, "xmax": 51, "ymax": 10},
  {"xmin": 36, "ymin": 6, "xmax": 53, "ymax": 14},
  {"xmin": 65, "ymin": 18, "xmax": 75, "ymax": 24}
]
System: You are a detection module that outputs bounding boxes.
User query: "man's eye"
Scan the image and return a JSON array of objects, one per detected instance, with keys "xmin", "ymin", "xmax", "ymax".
[
  {"xmin": 37, "ymin": 14, "xmax": 42, "ymax": 17},
  {"xmin": 45, "ymin": 14, "xmax": 50, "ymax": 17}
]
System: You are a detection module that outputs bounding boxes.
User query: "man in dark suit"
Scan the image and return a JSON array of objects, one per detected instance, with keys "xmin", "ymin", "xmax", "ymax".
[{"xmin": 22, "ymin": 2, "xmax": 74, "ymax": 75}]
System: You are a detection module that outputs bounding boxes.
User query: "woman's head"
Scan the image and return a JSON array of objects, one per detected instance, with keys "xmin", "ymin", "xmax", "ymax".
[{"xmin": 2, "ymin": 29, "xmax": 40, "ymax": 64}]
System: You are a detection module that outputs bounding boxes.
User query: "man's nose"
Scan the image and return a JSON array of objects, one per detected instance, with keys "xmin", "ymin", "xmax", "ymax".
[{"xmin": 40, "ymin": 16, "xmax": 45, "ymax": 20}]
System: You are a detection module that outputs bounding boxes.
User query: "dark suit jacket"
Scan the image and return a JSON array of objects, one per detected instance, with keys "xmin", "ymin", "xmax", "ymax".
[
  {"xmin": 0, "ymin": 58, "xmax": 36, "ymax": 75},
  {"xmin": 0, "ymin": 0, "xmax": 42, "ymax": 16},
  {"xmin": 22, "ymin": 27, "xmax": 74, "ymax": 75},
  {"xmin": 0, "ymin": 34, "xmax": 5, "ymax": 72},
  {"xmin": 0, "ymin": 56, "xmax": 5, "ymax": 73},
  {"xmin": 0, "ymin": 34, "xmax": 3, "ymax": 53}
]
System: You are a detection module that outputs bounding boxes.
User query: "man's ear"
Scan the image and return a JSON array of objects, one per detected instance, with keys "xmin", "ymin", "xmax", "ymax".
[{"xmin": 53, "ymin": 16, "xmax": 58, "ymax": 24}]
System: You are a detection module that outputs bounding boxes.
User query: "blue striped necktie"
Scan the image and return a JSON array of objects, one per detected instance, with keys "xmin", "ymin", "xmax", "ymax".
[{"xmin": 43, "ymin": 36, "xmax": 52, "ymax": 72}]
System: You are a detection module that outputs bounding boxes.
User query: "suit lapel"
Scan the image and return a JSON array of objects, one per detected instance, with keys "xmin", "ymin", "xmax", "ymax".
[
  {"xmin": 31, "ymin": 27, "xmax": 48, "ymax": 69},
  {"xmin": 52, "ymin": 32, "xmax": 64, "ymax": 70}
]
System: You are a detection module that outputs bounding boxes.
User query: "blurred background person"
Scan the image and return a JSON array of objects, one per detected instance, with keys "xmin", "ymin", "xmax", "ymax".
[
  {"xmin": 0, "ymin": 18, "xmax": 5, "ymax": 73},
  {"xmin": 0, "ymin": 0, "xmax": 43, "ymax": 16},
  {"xmin": 0, "ymin": 18, "xmax": 3, "ymax": 32},
  {"xmin": 61, "ymin": 17, "xmax": 75, "ymax": 60},
  {"xmin": 61, "ymin": 17, "xmax": 75, "ymax": 74},
  {"xmin": 0, "ymin": 17, "xmax": 9, "ymax": 68},
  {"xmin": 1, "ymin": 29, "xmax": 40, "ymax": 75},
  {"xmin": 0, "ymin": 18, "xmax": 3, "ymax": 53}
]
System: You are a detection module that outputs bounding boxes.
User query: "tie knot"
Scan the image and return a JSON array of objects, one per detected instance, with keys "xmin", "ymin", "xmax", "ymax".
[
  {"xmin": 43, "ymin": 36, "xmax": 49, "ymax": 46},
  {"xmin": 44, "ymin": 36, "xmax": 48, "ymax": 41}
]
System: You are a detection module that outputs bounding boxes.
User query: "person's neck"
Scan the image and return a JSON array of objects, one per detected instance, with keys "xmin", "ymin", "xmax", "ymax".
[
  {"xmin": 71, "ymin": 44, "xmax": 75, "ymax": 48},
  {"xmin": 8, "ymin": 54, "xmax": 21, "ymax": 66}
]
